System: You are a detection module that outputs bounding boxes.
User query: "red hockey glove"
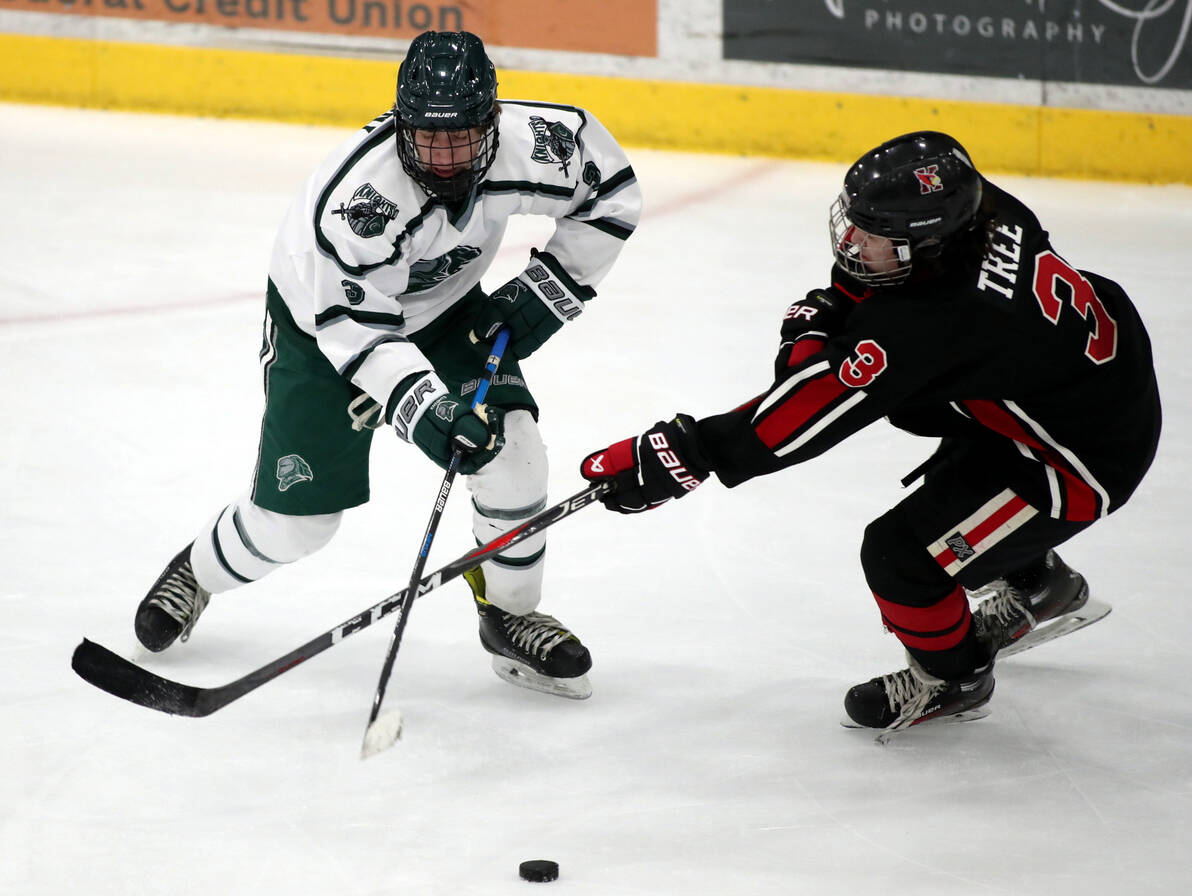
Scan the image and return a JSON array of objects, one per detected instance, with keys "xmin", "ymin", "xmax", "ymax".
[
  {"xmin": 581, "ymin": 415, "xmax": 711, "ymax": 514},
  {"xmin": 773, "ymin": 287, "xmax": 852, "ymax": 378}
]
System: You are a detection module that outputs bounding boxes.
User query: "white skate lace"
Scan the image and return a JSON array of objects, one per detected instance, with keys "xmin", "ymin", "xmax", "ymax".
[
  {"xmin": 148, "ymin": 565, "xmax": 211, "ymax": 643},
  {"xmin": 882, "ymin": 664, "xmax": 946, "ymax": 734},
  {"xmin": 974, "ymin": 583, "xmax": 1036, "ymax": 637},
  {"xmin": 502, "ymin": 611, "xmax": 571, "ymax": 658}
]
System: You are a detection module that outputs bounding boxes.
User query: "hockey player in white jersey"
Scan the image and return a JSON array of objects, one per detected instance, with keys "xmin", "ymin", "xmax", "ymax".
[{"xmin": 133, "ymin": 31, "xmax": 641, "ymax": 700}]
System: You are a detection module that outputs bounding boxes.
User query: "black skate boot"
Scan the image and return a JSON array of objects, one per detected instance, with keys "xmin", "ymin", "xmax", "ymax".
[
  {"xmin": 134, "ymin": 544, "xmax": 211, "ymax": 652},
  {"xmin": 971, "ymin": 550, "xmax": 1106, "ymax": 657},
  {"xmin": 844, "ymin": 632, "xmax": 995, "ymax": 743},
  {"xmin": 464, "ymin": 566, "xmax": 592, "ymax": 700}
]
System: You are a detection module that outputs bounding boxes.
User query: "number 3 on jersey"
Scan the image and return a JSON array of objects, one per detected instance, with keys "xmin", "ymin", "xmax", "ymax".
[
  {"xmin": 839, "ymin": 339, "xmax": 888, "ymax": 387},
  {"xmin": 1032, "ymin": 251, "xmax": 1118, "ymax": 365}
]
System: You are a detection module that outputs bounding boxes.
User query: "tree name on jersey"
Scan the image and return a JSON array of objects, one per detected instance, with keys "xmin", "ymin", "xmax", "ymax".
[
  {"xmin": 976, "ymin": 222, "xmax": 1025, "ymax": 298},
  {"xmin": 528, "ymin": 116, "xmax": 577, "ymax": 176},
  {"xmin": 405, "ymin": 245, "xmax": 482, "ymax": 293},
  {"xmin": 331, "ymin": 183, "xmax": 398, "ymax": 238}
]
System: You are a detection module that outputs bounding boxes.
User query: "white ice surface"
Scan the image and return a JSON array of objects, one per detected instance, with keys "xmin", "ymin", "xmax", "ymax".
[{"xmin": 1, "ymin": 103, "xmax": 1190, "ymax": 896}]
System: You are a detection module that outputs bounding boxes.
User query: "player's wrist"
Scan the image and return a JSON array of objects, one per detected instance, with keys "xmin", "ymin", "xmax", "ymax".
[{"xmin": 645, "ymin": 414, "xmax": 711, "ymax": 497}]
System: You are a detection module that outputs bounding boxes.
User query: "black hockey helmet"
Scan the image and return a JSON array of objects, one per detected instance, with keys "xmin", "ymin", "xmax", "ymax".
[
  {"xmin": 830, "ymin": 131, "xmax": 983, "ymax": 285},
  {"xmin": 395, "ymin": 31, "xmax": 499, "ymax": 202}
]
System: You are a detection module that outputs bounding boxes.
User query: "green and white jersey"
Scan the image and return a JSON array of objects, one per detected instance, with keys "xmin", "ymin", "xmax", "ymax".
[{"xmin": 267, "ymin": 100, "xmax": 640, "ymax": 417}]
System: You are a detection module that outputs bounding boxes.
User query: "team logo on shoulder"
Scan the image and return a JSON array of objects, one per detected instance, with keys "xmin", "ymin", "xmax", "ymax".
[
  {"xmin": 276, "ymin": 454, "xmax": 313, "ymax": 492},
  {"xmin": 528, "ymin": 116, "xmax": 577, "ymax": 175},
  {"xmin": 332, "ymin": 183, "xmax": 399, "ymax": 238},
  {"xmin": 913, "ymin": 165, "xmax": 943, "ymax": 194},
  {"xmin": 406, "ymin": 245, "xmax": 482, "ymax": 293},
  {"xmin": 341, "ymin": 280, "xmax": 365, "ymax": 305}
]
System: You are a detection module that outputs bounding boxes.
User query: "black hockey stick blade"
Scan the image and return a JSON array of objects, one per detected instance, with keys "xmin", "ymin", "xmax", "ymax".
[
  {"xmin": 72, "ymin": 638, "xmax": 208, "ymax": 716},
  {"xmin": 71, "ymin": 481, "xmax": 612, "ymax": 718},
  {"xmin": 70, "ymin": 635, "xmax": 321, "ymax": 718}
]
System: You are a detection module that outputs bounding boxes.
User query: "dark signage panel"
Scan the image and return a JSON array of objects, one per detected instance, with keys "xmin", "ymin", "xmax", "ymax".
[{"xmin": 724, "ymin": 1, "xmax": 1192, "ymax": 90}]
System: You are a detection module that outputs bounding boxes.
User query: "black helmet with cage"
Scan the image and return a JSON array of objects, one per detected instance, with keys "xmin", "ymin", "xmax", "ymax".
[
  {"xmin": 395, "ymin": 31, "xmax": 499, "ymax": 203},
  {"xmin": 830, "ymin": 131, "xmax": 984, "ymax": 286}
]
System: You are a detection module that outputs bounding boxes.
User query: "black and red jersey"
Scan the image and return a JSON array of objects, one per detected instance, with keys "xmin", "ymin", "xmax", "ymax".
[{"xmin": 698, "ymin": 180, "xmax": 1161, "ymax": 522}]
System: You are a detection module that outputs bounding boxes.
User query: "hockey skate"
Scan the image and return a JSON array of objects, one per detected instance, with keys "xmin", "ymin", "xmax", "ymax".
[
  {"xmin": 843, "ymin": 637, "xmax": 995, "ymax": 744},
  {"xmin": 970, "ymin": 550, "xmax": 1109, "ymax": 658},
  {"xmin": 134, "ymin": 544, "xmax": 211, "ymax": 653},
  {"xmin": 464, "ymin": 566, "xmax": 592, "ymax": 700}
]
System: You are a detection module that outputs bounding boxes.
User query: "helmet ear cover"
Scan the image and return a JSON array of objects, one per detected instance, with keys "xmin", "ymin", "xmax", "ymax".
[
  {"xmin": 831, "ymin": 131, "xmax": 982, "ymax": 285},
  {"xmin": 395, "ymin": 31, "xmax": 500, "ymax": 202}
]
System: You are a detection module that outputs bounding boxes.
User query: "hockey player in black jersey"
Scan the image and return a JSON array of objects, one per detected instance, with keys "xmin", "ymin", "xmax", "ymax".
[{"xmin": 580, "ymin": 131, "xmax": 1160, "ymax": 738}]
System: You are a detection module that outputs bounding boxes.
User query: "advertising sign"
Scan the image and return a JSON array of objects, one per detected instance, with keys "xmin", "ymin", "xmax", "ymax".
[
  {"xmin": 724, "ymin": 1, "xmax": 1191, "ymax": 90},
  {"xmin": 2, "ymin": 0, "xmax": 658, "ymax": 56}
]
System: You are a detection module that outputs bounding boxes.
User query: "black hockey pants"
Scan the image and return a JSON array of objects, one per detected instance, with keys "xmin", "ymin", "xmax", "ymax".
[{"xmin": 860, "ymin": 438, "xmax": 1092, "ymax": 680}]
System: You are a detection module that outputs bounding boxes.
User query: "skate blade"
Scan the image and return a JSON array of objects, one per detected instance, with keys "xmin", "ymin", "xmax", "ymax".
[
  {"xmin": 999, "ymin": 598, "xmax": 1111, "ymax": 658},
  {"xmin": 490, "ymin": 656, "xmax": 592, "ymax": 700},
  {"xmin": 841, "ymin": 706, "xmax": 991, "ymax": 743}
]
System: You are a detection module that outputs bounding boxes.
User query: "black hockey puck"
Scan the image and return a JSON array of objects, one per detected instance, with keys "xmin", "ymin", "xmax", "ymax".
[{"xmin": 518, "ymin": 859, "xmax": 559, "ymax": 882}]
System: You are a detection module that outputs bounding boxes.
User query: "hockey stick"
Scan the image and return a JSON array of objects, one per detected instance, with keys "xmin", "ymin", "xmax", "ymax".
[
  {"xmin": 71, "ymin": 479, "xmax": 612, "ymax": 719},
  {"xmin": 361, "ymin": 328, "xmax": 510, "ymax": 758}
]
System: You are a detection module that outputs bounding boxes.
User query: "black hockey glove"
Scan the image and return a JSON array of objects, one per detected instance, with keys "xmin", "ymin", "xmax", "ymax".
[
  {"xmin": 410, "ymin": 393, "xmax": 506, "ymax": 475},
  {"xmin": 773, "ymin": 287, "xmax": 852, "ymax": 378},
  {"xmin": 472, "ymin": 249, "xmax": 593, "ymax": 359},
  {"xmin": 580, "ymin": 414, "xmax": 711, "ymax": 514}
]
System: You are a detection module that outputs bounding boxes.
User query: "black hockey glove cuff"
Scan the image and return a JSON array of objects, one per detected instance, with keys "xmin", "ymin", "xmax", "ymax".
[
  {"xmin": 580, "ymin": 414, "xmax": 711, "ymax": 514},
  {"xmin": 773, "ymin": 287, "xmax": 852, "ymax": 378}
]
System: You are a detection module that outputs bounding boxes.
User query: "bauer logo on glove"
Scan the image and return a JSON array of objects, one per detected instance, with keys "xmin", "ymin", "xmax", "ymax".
[
  {"xmin": 644, "ymin": 430, "xmax": 704, "ymax": 492},
  {"xmin": 580, "ymin": 414, "xmax": 711, "ymax": 514},
  {"xmin": 471, "ymin": 249, "xmax": 595, "ymax": 359}
]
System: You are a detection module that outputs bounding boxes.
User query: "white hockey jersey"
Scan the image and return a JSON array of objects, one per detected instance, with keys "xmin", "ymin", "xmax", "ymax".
[{"xmin": 267, "ymin": 100, "xmax": 641, "ymax": 423}]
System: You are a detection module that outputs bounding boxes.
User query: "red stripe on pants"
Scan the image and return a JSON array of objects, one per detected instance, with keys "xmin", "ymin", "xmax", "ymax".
[
  {"xmin": 965, "ymin": 493, "xmax": 1030, "ymax": 546},
  {"xmin": 873, "ymin": 585, "xmax": 972, "ymax": 651},
  {"xmin": 930, "ymin": 493, "xmax": 1031, "ymax": 570},
  {"xmin": 963, "ymin": 400, "xmax": 1100, "ymax": 521}
]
